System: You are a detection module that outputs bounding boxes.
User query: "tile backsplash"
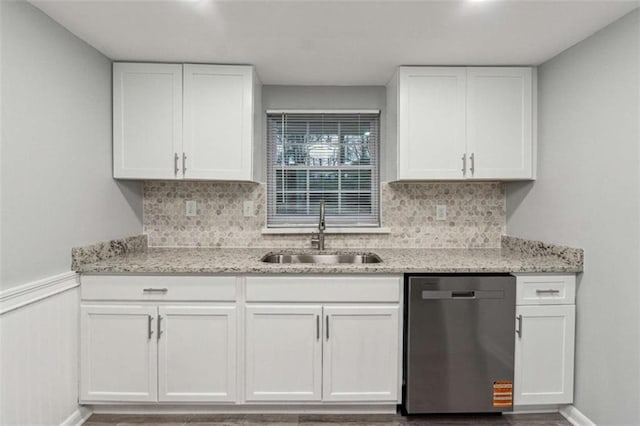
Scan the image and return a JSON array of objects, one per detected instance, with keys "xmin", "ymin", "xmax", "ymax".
[{"xmin": 143, "ymin": 181, "xmax": 505, "ymax": 249}]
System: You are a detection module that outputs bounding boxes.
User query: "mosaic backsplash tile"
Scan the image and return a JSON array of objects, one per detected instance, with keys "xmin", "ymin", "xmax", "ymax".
[{"xmin": 143, "ymin": 181, "xmax": 506, "ymax": 249}]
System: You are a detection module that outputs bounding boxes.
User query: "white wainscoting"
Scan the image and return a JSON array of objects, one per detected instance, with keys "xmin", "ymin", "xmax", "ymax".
[{"xmin": 0, "ymin": 272, "xmax": 88, "ymax": 426}]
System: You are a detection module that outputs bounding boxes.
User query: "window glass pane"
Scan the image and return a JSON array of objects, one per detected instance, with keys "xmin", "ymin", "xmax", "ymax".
[
  {"xmin": 308, "ymin": 120, "xmax": 339, "ymax": 144},
  {"xmin": 276, "ymin": 170, "xmax": 307, "ymax": 191},
  {"xmin": 267, "ymin": 112, "xmax": 379, "ymax": 227},
  {"xmin": 276, "ymin": 192, "xmax": 307, "ymax": 215},
  {"xmin": 308, "ymin": 144, "xmax": 339, "ymax": 167},
  {"xmin": 341, "ymin": 170, "xmax": 372, "ymax": 191},
  {"xmin": 341, "ymin": 144, "xmax": 371, "ymax": 165},
  {"xmin": 284, "ymin": 119, "xmax": 307, "ymax": 144},
  {"xmin": 283, "ymin": 144, "xmax": 307, "ymax": 165},
  {"xmin": 341, "ymin": 193, "xmax": 372, "ymax": 215},
  {"xmin": 309, "ymin": 170, "xmax": 339, "ymax": 191},
  {"xmin": 309, "ymin": 193, "xmax": 339, "ymax": 215}
]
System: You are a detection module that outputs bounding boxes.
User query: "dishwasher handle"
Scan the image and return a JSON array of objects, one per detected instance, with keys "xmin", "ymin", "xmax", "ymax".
[{"xmin": 421, "ymin": 290, "xmax": 504, "ymax": 300}]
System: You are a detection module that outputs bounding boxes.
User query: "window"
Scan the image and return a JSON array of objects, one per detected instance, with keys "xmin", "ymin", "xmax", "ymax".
[{"xmin": 266, "ymin": 111, "xmax": 380, "ymax": 228}]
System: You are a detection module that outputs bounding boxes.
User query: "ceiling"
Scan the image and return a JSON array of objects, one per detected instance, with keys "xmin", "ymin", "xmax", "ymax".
[{"xmin": 31, "ymin": 0, "xmax": 639, "ymax": 85}]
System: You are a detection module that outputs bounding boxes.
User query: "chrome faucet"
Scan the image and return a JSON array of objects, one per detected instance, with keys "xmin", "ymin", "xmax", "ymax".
[{"xmin": 311, "ymin": 200, "xmax": 326, "ymax": 250}]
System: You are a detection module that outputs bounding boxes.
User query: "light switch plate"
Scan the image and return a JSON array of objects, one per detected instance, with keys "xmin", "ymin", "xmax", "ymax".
[
  {"xmin": 186, "ymin": 200, "xmax": 197, "ymax": 217},
  {"xmin": 436, "ymin": 204, "xmax": 447, "ymax": 221},
  {"xmin": 243, "ymin": 201, "xmax": 254, "ymax": 217}
]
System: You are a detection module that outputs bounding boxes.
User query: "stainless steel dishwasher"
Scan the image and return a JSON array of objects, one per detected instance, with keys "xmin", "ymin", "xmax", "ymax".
[{"xmin": 403, "ymin": 274, "xmax": 516, "ymax": 414}]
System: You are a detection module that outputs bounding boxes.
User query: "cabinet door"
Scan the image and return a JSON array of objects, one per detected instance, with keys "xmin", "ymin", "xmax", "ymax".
[
  {"xmin": 158, "ymin": 306, "xmax": 237, "ymax": 402},
  {"xmin": 183, "ymin": 64, "xmax": 254, "ymax": 180},
  {"xmin": 398, "ymin": 67, "xmax": 467, "ymax": 180},
  {"xmin": 113, "ymin": 63, "xmax": 182, "ymax": 179},
  {"xmin": 322, "ymin": 305, "xmax": 400, "ymax": 402},
  {"xmin": 467, "ymin": 67, "xmax": 533, "ymax": 179},
  {"xmin": 245, "ymin": 305, "xmax": 322, "ymax": 401},
  {"xmin": 80, "ymin": 305, "xmax": 157, "ymax": 402},
  {"xmin": 514, "ymin": 305, "xmax": 575, "ymax": 405}
]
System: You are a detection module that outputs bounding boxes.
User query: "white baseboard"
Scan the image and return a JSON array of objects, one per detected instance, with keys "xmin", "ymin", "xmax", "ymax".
[
  {"xmin": 0, "ymin": 271, "xmax": 78, "ymax": 314},
  {"xmin": 560, "ymin": 405, "xmax": 597, "ymax": 426},
  {"xmin": 90, "ymin": 404, "xmax": 397, "ymax": 415},
  {"xmin": 60, "ymin": 407, "xmax": 93, "ymax": 426}
]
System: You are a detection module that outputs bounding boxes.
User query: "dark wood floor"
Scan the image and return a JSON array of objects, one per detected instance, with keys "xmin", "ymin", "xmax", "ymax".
[{"xmin": 85, "ymin": 412, "xmax": 571, "ymax": 426}]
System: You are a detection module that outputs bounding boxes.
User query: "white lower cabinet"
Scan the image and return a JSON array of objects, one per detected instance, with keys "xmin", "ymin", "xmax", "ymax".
[
  {"xmin": 80, "ymin": 274, "xmax": 403, "ymax": 406},
  {"xmin": 80, "ymin": 303, "xmax": 236, "ymax": 403},
  {"xmin": 245, "ymin": 304, "xmax": 400, "ymax": 403},
  {"xmin": 323, "ymin": 306, "xmax": 399, "ymax": 402},
  {"xmin": 245, "ymin": 305, "xmax": 323, "ymax": 401},
  {"xmin": 514, "ymin": 305, "xmax": 575, "ymax": 405},
  {"xmin": 80, "ymin": 305, "xmax": 158, "ymax": 402},
  {"xmin": 158, "ymin": 306, "xmax": 236, "ymax": 402},
  {"xmin": 513, "ymin": 274, "xmax": 576, "ymax": 406}
]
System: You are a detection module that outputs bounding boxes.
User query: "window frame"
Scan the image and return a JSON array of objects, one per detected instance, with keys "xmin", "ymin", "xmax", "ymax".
[{"xmin": 265, "ymin": 110, "xmax": 381, "ymax": 229}]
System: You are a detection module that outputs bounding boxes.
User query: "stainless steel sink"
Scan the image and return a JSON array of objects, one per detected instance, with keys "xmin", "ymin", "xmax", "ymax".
[{"xmin": 261, "ymin": 252, "xmax": 382, "ymax": 264}]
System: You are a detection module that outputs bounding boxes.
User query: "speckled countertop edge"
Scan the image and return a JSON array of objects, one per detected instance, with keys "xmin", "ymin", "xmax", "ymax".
[
  {"xmin": 73, "ymin": 235, "xmax": 583, "ymax": 275},
  {"xmin": 501, "ymin": 235, "xmax": 584, "ymax": 269},
  {"xmin": 71, "ymin": 234, "xmax": 147, "ymax": 270}
]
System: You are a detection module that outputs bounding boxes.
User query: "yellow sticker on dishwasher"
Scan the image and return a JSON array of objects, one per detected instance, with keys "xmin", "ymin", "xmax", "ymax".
[{"xmin": 493, "ymin": 381, "xmax": 513, "ymax": 407}]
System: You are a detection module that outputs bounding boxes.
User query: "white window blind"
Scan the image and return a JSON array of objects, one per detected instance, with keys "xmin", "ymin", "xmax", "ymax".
[{"xmin": 266, "ymin": 111, "xmax": 380, "ymax": 227}]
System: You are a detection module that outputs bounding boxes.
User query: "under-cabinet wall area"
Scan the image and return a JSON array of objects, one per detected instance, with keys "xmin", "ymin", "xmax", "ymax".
[{"xmin": 143, "ymin": 181, "xmax": 506, "ymax": 249}]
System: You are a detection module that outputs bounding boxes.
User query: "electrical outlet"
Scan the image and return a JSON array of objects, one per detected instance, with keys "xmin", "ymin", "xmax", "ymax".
[
  {"xmin": 436, "ymin": 204, "xmax": 447, "ymax": 221},
  {"xmin": 186, "ymin": 200, "xmax": 197, "ymax": 217},
  {"xmin": 243, "ymin": 200, "xmax": 254, "ymax": 217}
]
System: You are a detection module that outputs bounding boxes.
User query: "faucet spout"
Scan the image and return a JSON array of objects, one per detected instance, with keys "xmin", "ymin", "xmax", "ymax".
[
  {"xmin": 312, "ymin": 200, "xmax": 326, "ymax": 250},
  {"xmin": 319, "ymin": 200, "xmax": 326, "ymax": 232}
]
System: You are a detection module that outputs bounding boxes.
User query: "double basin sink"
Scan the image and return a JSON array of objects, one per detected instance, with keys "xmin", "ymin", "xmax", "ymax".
[{"xmin": 261, "ymin": 252, "xmax": 382, "ymax": 264}]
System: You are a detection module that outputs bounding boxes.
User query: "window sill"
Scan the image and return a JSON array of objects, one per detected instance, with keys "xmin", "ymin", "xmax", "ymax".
[{"xmin": 261, "ymin": 227, "xmax": 391, "ymax": 235}]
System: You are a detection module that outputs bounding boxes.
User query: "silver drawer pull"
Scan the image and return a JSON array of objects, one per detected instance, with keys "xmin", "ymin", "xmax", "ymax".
[
  {"xmin": 516, "ymin": 315, "xmax": 523, "ymax": 337},
  {"xmin": 143, "ymin": 288, "xmax": 168, "ymax": 293},
  {"xmin": 536, "ymin": 289, "xmax": 560, "ymax": 294}
]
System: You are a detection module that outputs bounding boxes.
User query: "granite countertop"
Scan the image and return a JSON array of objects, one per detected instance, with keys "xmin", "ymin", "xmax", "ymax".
[{"xmin": 73, "ymin": 236, "xmax": 583, "ymax": 274}]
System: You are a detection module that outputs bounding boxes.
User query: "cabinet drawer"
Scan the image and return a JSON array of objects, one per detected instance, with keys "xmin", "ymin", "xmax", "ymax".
[
  {"xmin": 245, "ymin": 275, "xmax": 402, "ymax": 302},
  {"xmin": 81, "ymin": 275, "xmax": 237, "ymax": 301},
  {"xmin": 515, "ymin": 274, "xmax": 575, "ymax": 305}
]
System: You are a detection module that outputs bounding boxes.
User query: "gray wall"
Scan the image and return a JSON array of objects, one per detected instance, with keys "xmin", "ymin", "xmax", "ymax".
[
  {"xmin": 1, "ymin": 1, "xmax": 143, "ymax": 290},
  {"xmin": 506, "ymin": 9, "xmax": 640, "ymax": 425},
  {"xmin": 262, "ymin": 85, "xmax": 385, "ymax": 111}
]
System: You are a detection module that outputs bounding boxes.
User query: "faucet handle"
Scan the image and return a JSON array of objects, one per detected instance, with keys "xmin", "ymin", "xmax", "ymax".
[{"xmin": 310, "ymin": 233, "xmax": 320, "ymax": 249}]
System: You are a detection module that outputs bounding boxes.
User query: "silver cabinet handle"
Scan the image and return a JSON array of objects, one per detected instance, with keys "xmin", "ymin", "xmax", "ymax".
[
  {"xmin": 174, "ymin": 153, "xmax": 179, "ymax": 176},
  {"xmin": 316, "ymin": 315, "xmax": 320, "ymax": 341},
  {"xmin": 143, "ymin": 288, "xmax": 168, "ymax": 293},
  {"xmin": 461, "ymin": 153, "xmax": 467, "ymax": 177},
  {"xmin": 182, "ymin": 152, "xmax": 187, "ymax": 175},
  {"xmin": 325, "ymin": 316, "xmax": 330, "ymax": 340},
  {"xmin": 516, "ymin": 315, "xmax": 523, "ymax": 337},
  {"xmin": 157, "ymin": 314, "xmax": 163, "ymax": 340},
  {"xmin": 470, "ymin": 152, "xmax": 475, "ymax": 176},
  {"xmin": 536, "ymin": 289, "xmax": 560, "ymax": 294},
  {"xmin": 147, "ymin": 315, "xmax": 154, "ymax": 339}
]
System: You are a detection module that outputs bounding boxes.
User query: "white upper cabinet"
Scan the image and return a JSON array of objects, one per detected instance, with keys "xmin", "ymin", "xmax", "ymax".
[
  {"xmin": 183, "ymin": 65, "xmax": 256, "ymax": 180},
  {"xmin": 386, "ymin": 66, "xmax": 536, "ymax": 181},
  {"xmin": 467, "ymin": 68, "xmax": 533, "ymax": 179},
  {"xmin": 398, "ymin": 67, "xmax": 467, "ymax": 180},
  {"xmin": 113, "ymin": 63, "xmax": 182, "ymax": 180},
  {"xmin": 113, "ymin": 62, "xmax": 261, "ymax": 181}
]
